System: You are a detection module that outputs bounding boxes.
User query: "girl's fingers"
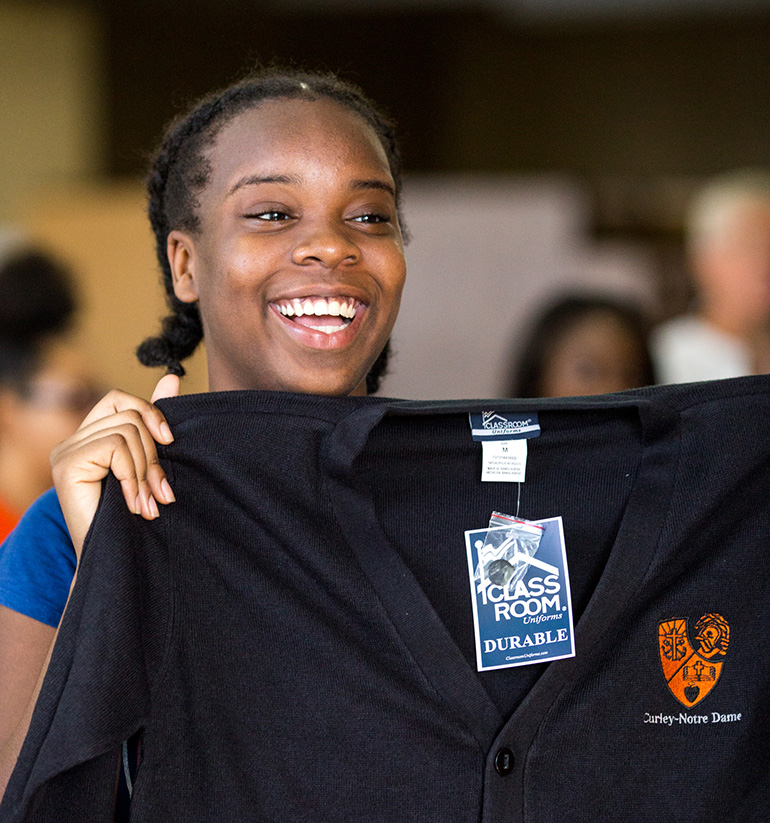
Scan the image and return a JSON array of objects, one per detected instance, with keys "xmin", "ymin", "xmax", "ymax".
[
  {"xmin": 51, "ymin": 383, "xmax": 180, "ymax": 543},
  {"xmin": 52, "ymin": 418, "xmax": 174, "ymax": 525},
  {"xmin": 53, "ymin": 424, "xmax": 150, "ymax": 514},
  {"xmin": 78, "ymin": 388, "xmax": 174, "ymax": 447},
  {"xmin": 53, "ymin": 409, "xmax": 174, "ymax": 505},
  {"xmin": 52, "ymin": 432, "xmax": 150, "ymax": 556}
]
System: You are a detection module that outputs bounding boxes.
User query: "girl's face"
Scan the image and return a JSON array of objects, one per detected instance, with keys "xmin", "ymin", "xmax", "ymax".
[
  {"xmin": 0, "ymin": 340, "xmax": 101, "ymax": 502},
  {"xmin": 168, "ymin": 98, "xmax": 406, "ymax": 396},
  {"xmin": 538, "ymin": 312, "xmax": 649, "ymax": 397}
]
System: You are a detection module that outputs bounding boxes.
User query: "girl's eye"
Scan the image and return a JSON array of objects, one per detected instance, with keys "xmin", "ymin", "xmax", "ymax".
[
  {"xmin": 245, "ymin": 210, "xmax": 292, "ymax": 221},
  {"xmin": 352, "ymin": 213, "xmax": 390, "ymax": 224}
]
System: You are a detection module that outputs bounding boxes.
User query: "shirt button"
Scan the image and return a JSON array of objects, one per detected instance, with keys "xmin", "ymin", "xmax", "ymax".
[{"xmin": 494, "ymin": 747, "xmax": 514, "ymax": 776}]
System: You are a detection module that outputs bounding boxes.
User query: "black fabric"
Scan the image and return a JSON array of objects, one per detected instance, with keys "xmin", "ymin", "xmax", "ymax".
[{"xmin": 2, "ymin": 378, "xmax": 769, "ymax": 822}]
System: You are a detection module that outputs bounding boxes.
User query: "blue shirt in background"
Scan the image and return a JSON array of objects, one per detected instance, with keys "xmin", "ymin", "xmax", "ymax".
[{"xmin": 0, "ymin": 487, "xmax": 75, "ymax": 627}]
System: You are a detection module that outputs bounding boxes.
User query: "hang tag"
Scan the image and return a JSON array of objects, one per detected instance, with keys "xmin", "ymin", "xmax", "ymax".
[
  {"xmin": 481, "ymin": 439, "xmax": 528, "ymax": 482},
  {"xmin": 464, "ymin": 516, "xmax": 575, "ymax": 671}
]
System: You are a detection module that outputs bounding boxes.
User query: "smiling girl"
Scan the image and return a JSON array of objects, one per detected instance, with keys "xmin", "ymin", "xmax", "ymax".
[
  {"xmin": 4, "ymin": 69, "xmax": 770, "ymax": 822},
  {"xmin": 152, "ymin": 91, "xmax": 405, "ymax": 397},
  {"xmin": 0, "ymin": 68, "xmax": 407, "ymax": 808}
]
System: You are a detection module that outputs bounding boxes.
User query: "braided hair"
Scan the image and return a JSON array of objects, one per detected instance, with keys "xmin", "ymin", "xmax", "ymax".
[{"xmin": 138, "ymin": 67, "xmax": 405, "ymax": 395}]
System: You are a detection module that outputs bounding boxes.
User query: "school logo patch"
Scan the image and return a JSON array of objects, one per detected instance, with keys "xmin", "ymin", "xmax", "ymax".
[{"xmin": 658, "ymin": 614, "xmax": 730, "ymax": 707}]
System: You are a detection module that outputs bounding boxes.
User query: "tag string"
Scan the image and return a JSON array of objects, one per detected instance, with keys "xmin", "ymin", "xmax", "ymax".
[{"xmin": 515, "ymin": 482, "xmax": 522, "ymax": 518}]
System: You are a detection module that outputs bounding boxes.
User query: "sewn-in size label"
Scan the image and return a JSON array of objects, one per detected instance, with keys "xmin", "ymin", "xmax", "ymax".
[{"xmin": 464, "ymin": 516, "xmax": 575, "ymax": 671}]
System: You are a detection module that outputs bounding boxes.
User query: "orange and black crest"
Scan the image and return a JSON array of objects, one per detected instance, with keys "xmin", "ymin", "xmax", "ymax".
[{"xmin": 658, "ymin": 614, "xmax": 730, "ymax": 707}]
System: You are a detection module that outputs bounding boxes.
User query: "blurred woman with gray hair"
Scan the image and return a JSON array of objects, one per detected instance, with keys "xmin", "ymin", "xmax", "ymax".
[{"xmin": 652, "ymin": 169, "xmax": 770, "ymax": 384}]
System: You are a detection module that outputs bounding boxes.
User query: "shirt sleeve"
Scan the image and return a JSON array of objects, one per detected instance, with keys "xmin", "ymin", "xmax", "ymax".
[
  {"xmin": 0, "ymin": 488, "xmax": 76, "ymax": 627},
  {"xmin": 0, "ymin": 477, "xmax": 159, "ymax": 822}
]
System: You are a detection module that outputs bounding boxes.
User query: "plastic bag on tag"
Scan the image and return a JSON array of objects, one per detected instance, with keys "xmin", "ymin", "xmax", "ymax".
[{"xmin": 474, "ymin": 511, "xmax": 544, "ymax": 592}]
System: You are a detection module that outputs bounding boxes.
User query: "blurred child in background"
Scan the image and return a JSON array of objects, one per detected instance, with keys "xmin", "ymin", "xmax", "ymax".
[
  {"xmin": 508, "ymin": 292, "xmax": 656, "ymax": 398},
  {"xmin": 0, "ymin": 250, "xmax": 99, "ymax": 539}
]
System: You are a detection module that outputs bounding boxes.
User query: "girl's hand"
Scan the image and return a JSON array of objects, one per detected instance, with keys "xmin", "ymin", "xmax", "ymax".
[{"xmin": 50, "ymin": 374, "xmax": 180, "ymax": 557}]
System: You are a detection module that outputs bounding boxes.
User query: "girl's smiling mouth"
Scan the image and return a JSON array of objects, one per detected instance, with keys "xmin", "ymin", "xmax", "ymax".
[{"xmin": 268, "ymin": 296, "xmax": 366, "ymax": 348}]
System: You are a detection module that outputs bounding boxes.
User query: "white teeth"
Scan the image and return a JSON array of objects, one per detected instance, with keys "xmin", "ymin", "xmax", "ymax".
[
  {"xmin": 307, "ymin": 324, "xmax": 344, "ymax": 335},
  {"xmin": 274, "ymin": 297, "xmax": 360, "ymax": 319}
]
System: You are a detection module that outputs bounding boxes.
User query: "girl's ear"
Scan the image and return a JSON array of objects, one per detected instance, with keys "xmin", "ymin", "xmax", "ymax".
[{"xmin": 167, "ymin": 230, "xmax": 199, "ymax": 303}]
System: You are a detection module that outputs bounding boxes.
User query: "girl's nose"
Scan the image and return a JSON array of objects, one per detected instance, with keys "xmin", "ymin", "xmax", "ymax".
[{"xmin": 290, "ymin": 222, "xmax": 360, "ymax": 269}]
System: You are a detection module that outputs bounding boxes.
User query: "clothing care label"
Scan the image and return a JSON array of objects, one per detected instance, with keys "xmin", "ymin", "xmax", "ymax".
[
  {"xmin": 480, "ymin": 440, "xmax": 528, "ymax": 482},
  {"xmin": 465, "ymin": 515, "xmax": 575, "ymax": 671},
  {"xmin": 468, "ymin": 412, "xmax": 540, "ymax": 483}
]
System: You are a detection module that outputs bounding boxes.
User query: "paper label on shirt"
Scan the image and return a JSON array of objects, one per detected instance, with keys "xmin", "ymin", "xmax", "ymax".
[
  {"xmin": 481, "ymin": 439, "xmax": 528, "ymax": 482},
  {"xmin": 464, "ymin": 516, "xmax": 575, "ymax": 671},
  {"xmin": 469, "ymin": 411, "xmax": 540, "ymax": 442}
]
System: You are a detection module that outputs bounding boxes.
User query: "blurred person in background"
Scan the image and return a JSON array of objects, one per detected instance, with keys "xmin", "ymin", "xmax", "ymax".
[
  {"xmin": 508, "ymin": 292, "xmax": 656, "ymax": 398},
  {"xmin": 0, "ymin": 250, "xmax": 100, "ymax": 539},
  {"xmin": 0, "ymin": 249, "xmax": 102, "ymax": 794},
  {"xmin": 652, "ymin": 169, "xmax": 770, "ymax": 384}
]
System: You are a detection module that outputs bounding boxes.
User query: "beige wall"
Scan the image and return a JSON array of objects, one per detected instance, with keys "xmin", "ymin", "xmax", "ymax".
[
  {"xmin": 0, "ymin": 4, "xmax": 207, "ymax": 398},
  {"xmin": 17, "ymin": 183, "xmax": 208, "ymax": 398},
  {"xmin": 0, "ymin": 2, "xmax": 103, "ymax": 222}
]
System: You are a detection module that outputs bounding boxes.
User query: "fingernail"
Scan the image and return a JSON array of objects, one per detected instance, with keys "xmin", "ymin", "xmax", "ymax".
[
  {"xmin": 160, "ymin": 478, "xmax": 176, "ymax": 504},
  {"xmin": 159, "ymin": 422, "xmax": 174, "ymax": 443},
  {"xmin": 134, "ymin": 494, "xmax": 142, "ymax": 515},
  {"xmin": 148, "ymin": 496, "xmax": 159, "ymax": 519},
  {"xmin": 138, "ymin": 489, "xmax": 151, "ymax": 518}
]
